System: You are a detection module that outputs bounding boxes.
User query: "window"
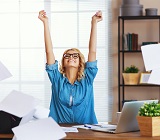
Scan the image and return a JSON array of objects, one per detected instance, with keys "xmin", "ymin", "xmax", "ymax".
[{"xmin": 0, "ymin": 0, "xmax": 112, "ymax": 122}]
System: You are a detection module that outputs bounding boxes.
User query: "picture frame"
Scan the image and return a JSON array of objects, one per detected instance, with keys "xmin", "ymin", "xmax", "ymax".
[{"xmin": 139, "ymin": 72, "xmax": 151, "ymax": 84}]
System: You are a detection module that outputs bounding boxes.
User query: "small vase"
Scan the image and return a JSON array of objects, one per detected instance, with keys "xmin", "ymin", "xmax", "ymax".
[{"xmin": 122, "ymin": 73, "xmax": 140, "ymax": 85}]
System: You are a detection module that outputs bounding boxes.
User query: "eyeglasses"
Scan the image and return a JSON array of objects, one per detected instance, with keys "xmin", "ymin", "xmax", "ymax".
[{"xmin": 63, "ymin": 53, "xmax": 79, "ymax": 59}]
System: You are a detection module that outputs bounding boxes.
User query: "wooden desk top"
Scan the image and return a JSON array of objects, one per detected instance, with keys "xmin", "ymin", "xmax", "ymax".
[
  {"xmin": 60, "ymin": 124, "xmax": 160, "ymax": 140},
  {"xmin": 1, "ymin": 124, "xmax": 160, "ymax": 140},
  {"xmin": 0, "ymin": 134, "xmax": 13, "ymax": 138}
]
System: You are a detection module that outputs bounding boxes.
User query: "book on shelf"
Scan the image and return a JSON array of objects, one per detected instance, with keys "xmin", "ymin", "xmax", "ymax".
[
  {"xmin": 123, "ymin": 34, "xmax": 128, "ymax": 50},
  {"xmin": 135, "ymin": 34, "xmax": 138, "ymax": 50},
  {"xmin": 128, "ymin": 33, "xmax": 132, "ymax": 50},
  {"xmin": 123, "ymin": 33, "xmax": 138, "ymax": 51}
]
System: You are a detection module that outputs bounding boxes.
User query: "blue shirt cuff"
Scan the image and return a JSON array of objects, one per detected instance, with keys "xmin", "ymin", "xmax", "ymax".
[
  {"xmin": 85, "ymin": 60, "xmax": 97, "ymax": 68},
  {"xmin": 46, "ymin": 60, "xmax": 58, "ymax": 70}
]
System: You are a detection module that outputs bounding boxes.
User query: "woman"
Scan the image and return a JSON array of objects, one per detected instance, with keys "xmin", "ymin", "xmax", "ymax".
[{"xmin": 38, "ymin": 10, "xmax": 103, "ymax": 124}]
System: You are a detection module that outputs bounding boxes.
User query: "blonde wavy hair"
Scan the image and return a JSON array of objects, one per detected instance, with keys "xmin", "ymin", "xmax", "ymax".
[{"xmin": 59, "ymin": 48, "xmax": 85, "ymax": 81}]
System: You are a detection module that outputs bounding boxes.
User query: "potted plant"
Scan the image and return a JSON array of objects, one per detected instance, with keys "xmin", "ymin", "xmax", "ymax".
[
  {"xmin": 137, "ymin": 101, "xmax": 160, "ymax": 136},
  {"xmin": 122, "ymin": 65, "xmax": 140, "ymax": 85}
]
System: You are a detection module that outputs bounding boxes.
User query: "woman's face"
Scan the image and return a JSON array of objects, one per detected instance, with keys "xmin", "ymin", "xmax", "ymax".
[{"xmin": 63, "ymin": 50, "xmax": 80, "ymax": 69}]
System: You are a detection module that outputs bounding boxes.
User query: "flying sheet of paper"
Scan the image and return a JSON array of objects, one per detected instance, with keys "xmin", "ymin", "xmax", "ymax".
[
  {"xmin": 141, "ymin": 44, "xmax": 160, "ymax": 71},
  {"xmin": 12, "ymin": 109, "xmax": 37, "ymax": 140},
  {"xmin": 19, "ymin": 109, "xmax": 36, "ymax": 125},
  {"xmin": 12, "ymin": 117, "xmax": 66, "ymax": 140},
  {"xmin": 33, "ymin": 106, "xmax": 50, "ymax": 119},
  {"xmin": 0, "ymin": 90, "xmax": 40, "ymax": 117},
  {"xmin": 148, "ymin": 69, "xmax": 160, "ymax": 85},
  {"xmin": 0, "ymin": 61, "xmax": 12, "ymax": 81}
]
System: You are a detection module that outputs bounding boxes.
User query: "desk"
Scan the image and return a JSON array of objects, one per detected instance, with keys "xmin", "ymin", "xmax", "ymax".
[
  {"xmin": 61, "ymin": 124, "xmax": 160, "ymax": 140},
  {"xmin": 0, "ymin": 134, "xmax": 13, "ymax": 139},
  {"xmin": 1, "ymin": 124, "xmax": 160, "ymax": 140}
]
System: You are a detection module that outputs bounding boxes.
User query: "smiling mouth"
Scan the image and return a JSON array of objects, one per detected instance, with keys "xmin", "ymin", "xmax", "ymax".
[{"xmin": 68, "ymin": 60, "xmax": 75, "ymax": 62}]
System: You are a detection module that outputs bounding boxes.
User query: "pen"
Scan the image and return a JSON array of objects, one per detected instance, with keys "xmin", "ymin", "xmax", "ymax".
[
  {"xmin": 84, "ymin": 124, "xmax": 91, "ymax": 129},
  {"xmin": 84, "ymin": 124, "xmax": 105, "ymax": 128}
]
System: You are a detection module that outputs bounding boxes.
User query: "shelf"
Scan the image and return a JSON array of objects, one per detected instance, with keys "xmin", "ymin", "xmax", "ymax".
[
  {"xmin": 120, "ymin": 84, "xmax": 160, "ymax": 87},
  {"xmin": 120, "ymin": 50, "xmax": 141, "ymax": 53},
  {"xmin": 119, "ymin": 16, "xmax": 160, "ymax": 20},
  {"xmin": 118, "ymin": 16, "xmax": 160, "ymax": 111}
]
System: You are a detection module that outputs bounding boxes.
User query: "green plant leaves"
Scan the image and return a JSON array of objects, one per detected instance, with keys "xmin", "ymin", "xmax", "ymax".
[
  {"xmin": 124, "ymin": 65, "xmax": 139, "ymax": 73},
  {"xmin": 138, "ymin": 102, "xmax": 160, "ymax": 117}
]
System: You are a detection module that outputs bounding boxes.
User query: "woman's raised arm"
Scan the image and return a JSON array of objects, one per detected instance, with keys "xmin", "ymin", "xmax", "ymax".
[
  {"xmin": 38, "ymin": 10, "xmax": 55, "ymax": 65},
  {"xmin": 88, "ymin": 11, "xmax": 103, "ymax": 62}
]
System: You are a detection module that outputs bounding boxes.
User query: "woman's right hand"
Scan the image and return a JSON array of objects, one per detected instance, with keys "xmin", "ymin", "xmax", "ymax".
[
  {"xmin": 92, "ymin": 11, "xmax": 103, "ymax": 24},
  {"xmin": 38, "ymin": 10, "xmax": 48, "ymax": 23}
]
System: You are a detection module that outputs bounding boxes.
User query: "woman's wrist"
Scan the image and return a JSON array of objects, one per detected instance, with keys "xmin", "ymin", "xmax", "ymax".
[{"xmin": 91, "ymin": 20, "xmax": 97, "ymax": 26}]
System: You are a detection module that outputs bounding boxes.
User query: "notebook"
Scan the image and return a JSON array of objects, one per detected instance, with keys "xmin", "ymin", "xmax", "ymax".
[{"xmin": 91, "ymin": 100, "xmax": 158, "ymax": 133}]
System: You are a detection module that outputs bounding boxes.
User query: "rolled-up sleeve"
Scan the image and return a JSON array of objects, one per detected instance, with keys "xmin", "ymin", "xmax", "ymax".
[
  {"xmin": 45, "ymin": 60, "xmax": 61, "ymax": 84},
  {"xmin": 85, "ymin": 60, "xmax": 98, "ymax": 84}
]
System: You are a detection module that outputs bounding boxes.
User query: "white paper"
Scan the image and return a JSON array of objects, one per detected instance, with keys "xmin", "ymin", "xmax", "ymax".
[
  {"xmin": 72, "ymin": 124, "xmax": 117, "ymax": 130},
  {"xmin": 61, "ymin": 127, "xmax": 78, "ymax": 132},
  {"xmin": 0, "ymin": 61, "xmax": 12, "ymax": 81},
  {"xmin": 33, "ymin": 106, "xmax": 50, "ymax": 119},
  {"xmin": 141, "ymin": 44, "xmax": 160, "ymax": 71},
  {"xmin": 72, "ymin": 125, "xmax": 90, "ymax": 129},
  {"xmin": 0, "ymin": 90, "xmax": 40, "ymax": 117},
  {"xmin": 12, "ymin": 109, "xmax": 37, "ymax": 140},
  {"xmin": 19, "ymin": 109, "xmax": 36, "ymax": 125},
  {"xmin": 12, "ymin": 117, "xmax": 66, "ymax": 140},
  {"xmin": 148, "ymin": 69, "xmax": 160, "ymax": 85}
]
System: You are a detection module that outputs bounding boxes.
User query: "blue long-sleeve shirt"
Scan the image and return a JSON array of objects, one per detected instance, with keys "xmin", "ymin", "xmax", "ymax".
[{"xmin": 46, "ymin": 60, "xmax": 98, "ymax": 124}]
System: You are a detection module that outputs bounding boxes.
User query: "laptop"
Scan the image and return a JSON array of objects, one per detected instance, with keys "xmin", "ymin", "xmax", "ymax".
[{"xmin": 91, "ymin": 100, "xmax": 158, "ymax": 133}]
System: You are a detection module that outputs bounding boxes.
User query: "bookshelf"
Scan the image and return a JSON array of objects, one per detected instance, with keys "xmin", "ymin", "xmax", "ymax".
[{"xmin": 118, "ymin": 16, "xmax": 160, "ymax": 111}]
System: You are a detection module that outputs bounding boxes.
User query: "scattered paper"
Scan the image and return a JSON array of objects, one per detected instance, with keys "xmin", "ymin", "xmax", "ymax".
[
  {"xmin": 72, "ymin": 124, "xmax": 116, "ymax": 130},
  {"xmin": 61, "ymin": 127, "xmax": 78, "ymax": 132},
  {"xmin": 0, "ymin": 61, "xmax": 12, "ymax": 81},
  {"xmin": 0, "ymin": 90, "xmax": 40, "ymax": 117},
  {"xmin": 141, "ymin": 44, "xmax": 160, "ymax": 85},
  {"xmin": 148, "ymin": 69, "xmax": 160, "ymax": 85},
  {"xmin": 72, "ymin": 125, "xmax": 90, "ymax": 130},
  {"xmin": 12, "ymin": 117, "xmax": 66, "ymax": 140},
  {"xmin": 141, "ymin": 44, "xmax": 160, "ymax": 71},
  {"xmin": 33, "ymin": 106, "xmax": 50, "ymax": 119},
  {"xmin": 97, "ymin": 124, "xmax": 117, "ymax": 129},
  {"xmin": 19, "ymin": 109, "xmax": 36, "ymax": 125},
  {"xmin": 12, "ymin": 109, "xmax": 37, "ymax": 140}
]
